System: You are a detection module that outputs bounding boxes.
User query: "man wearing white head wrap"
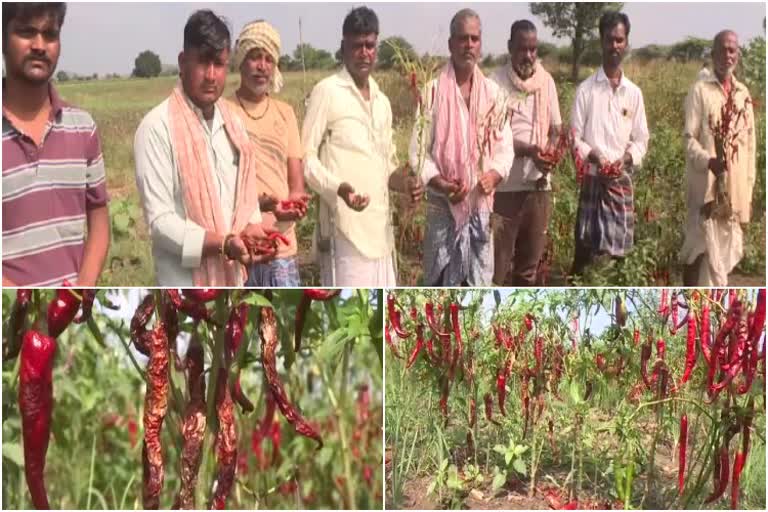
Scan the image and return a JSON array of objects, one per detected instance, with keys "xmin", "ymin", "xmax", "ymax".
[{"xmin": 227, "ymin": 19, "xmax": 311, "ymax": 286}]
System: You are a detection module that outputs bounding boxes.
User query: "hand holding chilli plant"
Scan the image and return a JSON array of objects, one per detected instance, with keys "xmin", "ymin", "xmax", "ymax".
[
  {"xmin": 2, "ymin": 288, "xmax": 383, "ymax": 510},
  {"xmin": 385, "ymin": 288, "xmax": 765, "ymax": 510}
]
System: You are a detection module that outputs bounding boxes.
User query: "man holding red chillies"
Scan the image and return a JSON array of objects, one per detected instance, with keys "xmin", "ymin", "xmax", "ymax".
[
  {"xmin": 227, "ymin": 20, "xmax": 311, "ymax": 287},
  {"xmin": 680, "ymin": 30, "xmax": 756, "ymax": 286}
]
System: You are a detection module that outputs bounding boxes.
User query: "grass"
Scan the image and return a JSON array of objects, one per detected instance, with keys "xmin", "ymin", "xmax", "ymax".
[{"xmin": 55, "ymin": 60, "xmax": 765, "ymax": 286}]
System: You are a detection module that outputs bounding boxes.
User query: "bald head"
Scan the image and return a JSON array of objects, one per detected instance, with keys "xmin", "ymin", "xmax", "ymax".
[{"xmin": 712, "ymin": 30, "xmax": 739, "ymax": 81}]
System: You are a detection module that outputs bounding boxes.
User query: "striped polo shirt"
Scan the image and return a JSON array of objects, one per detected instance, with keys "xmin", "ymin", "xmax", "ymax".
[{"xmin": 2, "ymin": 83, "xmax": 108, "ymax": 286}]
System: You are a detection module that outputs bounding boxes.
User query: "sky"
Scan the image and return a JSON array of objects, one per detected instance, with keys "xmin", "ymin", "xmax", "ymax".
[{"xmin": 47, "ymin": 1, "xmax": 767, "ymax": 76}]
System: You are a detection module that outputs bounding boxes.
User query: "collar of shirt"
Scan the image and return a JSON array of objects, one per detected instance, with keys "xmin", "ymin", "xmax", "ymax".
[
  {"xmin": 1, "ymin": 80, "xmax": 66, "ymax": 130},
  {"xmin": 700, "ymin": 72, "xmax": 748, "ymax": 95},
  {"xmin": 179, "ymin": 89, "xmax": 225, "ymax": 135},
  {"xmin": 595, "ymin": 66, "xmax": 627, "ymax": 91},
  {"xmin": 336, "ymin": 65, "xmax": 382, "ymax": 105}
]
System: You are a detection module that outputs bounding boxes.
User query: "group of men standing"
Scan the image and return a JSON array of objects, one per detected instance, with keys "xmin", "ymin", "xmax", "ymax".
[{"xmin": 1, "ymin": 3, "xmax": 759, "ymax": 287}]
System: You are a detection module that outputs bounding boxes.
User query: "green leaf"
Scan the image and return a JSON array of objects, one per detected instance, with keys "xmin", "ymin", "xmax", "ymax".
[
  {"xmin": 491, "ymin": 471, "xmax": 507, "ymax": 491},
  {"xmin": 241, "ymin": 293, "xmax": 274, "ymax": 308},
  {"xmin": 439, "ymin": 458, "xmax": 449, "ymax": 472},
  {"xmin": 2, "ymin": 442, "xmax": 23, "ymax": 467},
  {"xmin": 314, "ymin": 328, "xmax": 349, "ymax": 369},
  {"xmin": 427, "ymin": 480, "xmax": 437, "ymax": 495},
  {"xmin": 505, "ymin": 451, "xmax": 513, "ymax": 466},
  {"xmin": 569, "ymin": 380, "xmax": 583, "ymax": 405},
  {"xmin": 492, "ymin": 444, "xmax": 507, "ymax": 456},
  {"xmin": 113, "ymin": 212, "xmax": 131, "ymax": 234},
  {"xmin": 514, "ymin": 444, "xmax": 529, "ymax": 456},
  {"xmin": 512, "ymin": 457, "xmax": 527, "ymax": 476}
]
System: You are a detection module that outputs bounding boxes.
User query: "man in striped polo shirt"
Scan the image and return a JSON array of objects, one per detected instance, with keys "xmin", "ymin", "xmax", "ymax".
[{"xmin": 2, "ymin": 2, "xmax": 110, "ymax": 286}]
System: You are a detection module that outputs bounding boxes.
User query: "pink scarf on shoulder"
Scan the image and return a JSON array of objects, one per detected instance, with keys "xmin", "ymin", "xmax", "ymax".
[
  {"xmin": 431, "ymin": 63, "xmax": 496, "ymax": 231},
  {"xmin": 507, "ymin": 61, "xmax": 551, "ymax": 148},
  {"xmin": 167, "ymin": 84, "xmax": 260, "ymax": 286}
]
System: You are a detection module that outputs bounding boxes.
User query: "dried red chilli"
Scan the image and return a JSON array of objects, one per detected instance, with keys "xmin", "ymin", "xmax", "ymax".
[
  {"xmin": 303, "ymin": 289, "xmax": 342, "ymax": 301},
  {"xmin": 259, "ymin": 307, "xmax": 322, "ymax": 447},
  {"xmin": 659, "ymin": 289, "xmax": 669, "ymax": 317},
  {"xmin": 633, "ymin": 328, "xmax": 640, "ymax": 347},
  {"xmin": 72, "ymin": 289, "xmax": 96, "ymax": 324},
  {"xmin": 173, "ymin": 344, "xmax": 206, "ymax": 509},
  {"xmin": 704, "ymin": 445, "xmax": 730, "ymax": 503},
  {"xmin": 387, "ymin": 294, "xmax": 410, "ymax": 338},
  {"xmin": 209, "ymin": 372, "xmax": 237, "ymax": 510},
  {"xmin": 450, "ymin": 303, "xmax": 463, "ymax": 360},
  {"xmin": 425, "ymin": 302, "xmax": 449, "ymax": 337},
  {"xmin": 166, "ymin": 290, "xmax": 216, "ymax": 324},
  {"xmin": 131, "ymin": 294, "xmax": 156, "ymax": 356},
  {"xmin": 19, "ymin": 330, "xmax": 57, "ymax": 509},
  {"xmin": 497, "ymin": 366, "xmax": 507, "ymax": 416},
  {"xmin": 142, "ymin": 322, "xmax": 170, "ymax": 510},
  {"xmin": 534, "ymin": 337, "xmax": 544, "ymax": 373},
  {"xmin": 47, "ymin": 283, "xmax": 81, "ymax": 338},
  {"xmin": 749, "ymin": 289, "xmax": 766, "ymax": 342},
  {"xmin": 468, "ymin": 398, "xmax": 476, "ymax": 428},
  {"xmin": 640, "ymin": 340, "xmax": 653, "ymax": 389},
  {"xmin": 483, "ymin": 392, "xmax": 500, "ymax": 425},
  {"xmin": 730, "ymin": 451, "xmax": 746, "ymax": 509},
  {"xmin": 524, "ymin": 313, "xmax": 534, "ymax": 332},
  {"xmin": 678, "ymin": 414, "xmax": 688, "ymax": 494},
  {"xmin": 384, "ymin": 324, "xmax": 403, "ymax": 359},
  {"xmin": 701, "ymin": 295, "xmax": 713, "ymax": 366},
  {"xmin": 680, "ymin": 314, "xmax": 698, "ymax": 386},
  {"xmin": 5, "ymin": 289, "xmax": 32, "ymax": 360},
  {"xmin": 406, "ymin": 324, "xmax": 425, "ymax": 369},
  {"xmin": 670, "ymin": 292, "xmax": 679, "ymax": 335},
  {"xmin": 181, "ymin": 289, "xmax": 221, "ymax": 302},
  {"xmin": 226, "ymin": 303, "xmax": 253, "ymax": 412}
]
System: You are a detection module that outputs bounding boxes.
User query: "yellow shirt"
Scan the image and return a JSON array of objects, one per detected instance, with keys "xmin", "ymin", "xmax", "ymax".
[
  {"xmin": 226, "ymin": 95, "xmax": 302, "ymax": 258},
  {"xmin": 302, "ymin": 66, "xmax": 398, "ymax": 259},
  {"xmin": 683, "ymin": 75, "xmax": 756, "ymax": 223}
]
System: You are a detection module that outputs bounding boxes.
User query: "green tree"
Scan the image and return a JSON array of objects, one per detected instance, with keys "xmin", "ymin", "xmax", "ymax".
[
  {"xmin": 529, "ymin": 2, "xmax": 623, "ymax": 81},
  {"xmin": 132, "ymin": 50, "xmax": 162, "ymax": 78},
  {"xmin": 56, "ymin": 70, "xmax": 70, "ymax": 82},
  {"xmin": 292, "ymin": 43, "xmax": 335, "ymax": 70},
  {"xmin": 377, "ymin": 35, "xmax": 417, "ymax": 70},
  {"xmin": 668, "ymin": 37, "xmax": 710, "ymax": 62},
  {"xmin": 742, "ymin": 36, "xmax": 766, "ymax": 99}
]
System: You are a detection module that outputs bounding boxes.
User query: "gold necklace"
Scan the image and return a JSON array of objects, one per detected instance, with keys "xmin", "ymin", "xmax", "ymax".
[{"xmin": 236, "ymin": 92, "xmax": 270, "ymax": 121}]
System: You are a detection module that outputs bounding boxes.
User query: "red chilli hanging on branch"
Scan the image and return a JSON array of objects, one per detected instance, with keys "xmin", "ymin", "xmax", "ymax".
[
  {"xmin": 19, "ymin": 330, "xmax": 57, "ymax": 510},
  {"xmin": 225, "ymin": 302, "xmax": 253, "ymax": 413},
  {"xmin": 5, "ymin": 289, "xmax": 32, "ymax": 360},
  {"xmin": 142, "ymin": 321, "xmax": 170, "ymax": 510},
  {"xmin": 47, "ymin": 282, "xmax": 82, "ymax": 338},
  {"xmin": 260, "ymin": 307, "xmax": 323, "ymax": 447},
  {"xmin": 678, "ymin": 414, "xmax": 688, "ymax": 494}
]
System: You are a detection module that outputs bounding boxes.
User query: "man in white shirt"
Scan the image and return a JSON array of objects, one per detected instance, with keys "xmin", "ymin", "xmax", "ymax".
[
  {"xmin": 570, "ymin": 11, "xmax": 649, "ymax": 277},
  {"xmin": 490, "ymin": 20, "xmax": 561, "ymax": 286},
  {"xmin": 409, "ymin": 8, "xmax": 515, "ymax": 286},
  {"xmin": 302, "ymin": 6, "xmax": 421, "ymax": 286},
  {"xmin": 135, "ymin": 10, "xmax": 275, "ymax": 286},
  {"xmin": 681, "ymin": 30, "xmax": 756, "ymax": 286}
]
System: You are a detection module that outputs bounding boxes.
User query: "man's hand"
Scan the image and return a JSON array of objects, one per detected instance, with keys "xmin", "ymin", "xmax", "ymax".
[
  {"xmin": 708, "ymin": 157, "xmax": 726, "ymax": 176},
  {"xmin": 239, "ymin": 223, "xmax": 280, "ymax": 264},
  {"xmin": 429, "ymin": 176, "xmax": 468, "ymax": 204},
  {"xmin": 588, "ymin": 149, "xmax": 608, "ymax": 168},
  {"xmin": 274, "ymin": 193, "xmax": 310, "ymax": 221},
  {"xmin": 224, "ymin": 235, "xmax": 252, "ymax": 266},
  {"xmin": 338, "ymin": 183, "xmax": 370, "ymax": 211},
  {"xmin": 405, "ymin": 174, "xmax": 424, "ymax": 203},
  {"xmin": 259, "ymin": 193, "xmax": 278, "ymax": 212},
  {"xmin": 530, "ymin": 145, "xmax": 555, "ymax": 174},
  {"xmin": 478, "ymin": 170, "xmax": 502, "ymax": 195}
]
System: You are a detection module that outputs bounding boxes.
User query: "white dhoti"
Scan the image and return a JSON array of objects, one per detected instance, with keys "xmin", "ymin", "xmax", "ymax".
[
  {"xmin": 681, "ymin": 213, "xmax": 743, "ymax": 286},
  {"xmin": 318, "ymin": 231, "xmax": 396, "ymax": 287}
]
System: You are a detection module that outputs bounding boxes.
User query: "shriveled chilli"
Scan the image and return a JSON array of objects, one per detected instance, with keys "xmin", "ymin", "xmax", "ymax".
[
  {"xmin": 19, "ymin": 330, "xmax": 57, "ymax": 510},
  {"xmin": 225, "ymin": 303, "xmax": 253, "ymax": 413},
  {"xmin": 678, "ymin": 414, "xmax": 688, "ymax": 494},
  {"xmin": 132, "ymin": 294, "xmax": 156, "ymax": 356},
  {"xmin": 209, "ymin": 373, "xmax": 237, "ymax": 510},
  {"xmin": 142, "ymin": 322, "xmax": 170, "ymax": 510},
  {"xmin": 173, "ymin": 333, "xmax": 207, "ymax": 510},
  {"xmin": 73, "ymin": 289, "xmax": 96, "ymax": 324},
  {"xmin": 259, "ymin": 307, "xmax": 323, "ymax": 447},
  {"xmin": 406, "ymin": 324, "xmax": 425, "ymax": 369}
]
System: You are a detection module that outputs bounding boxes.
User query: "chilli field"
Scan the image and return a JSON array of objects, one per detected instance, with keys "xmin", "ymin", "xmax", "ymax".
[
  {"xmin": 384, "ymin": 288, "xmax": 766, "ymax": 510},
  {"xmin": 1, "ymin": 288, "xmax": 383, "ymax": 509},
  {"xmin": 55, "ymin": 58, "xmax": 766, "ymax": 287}
]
